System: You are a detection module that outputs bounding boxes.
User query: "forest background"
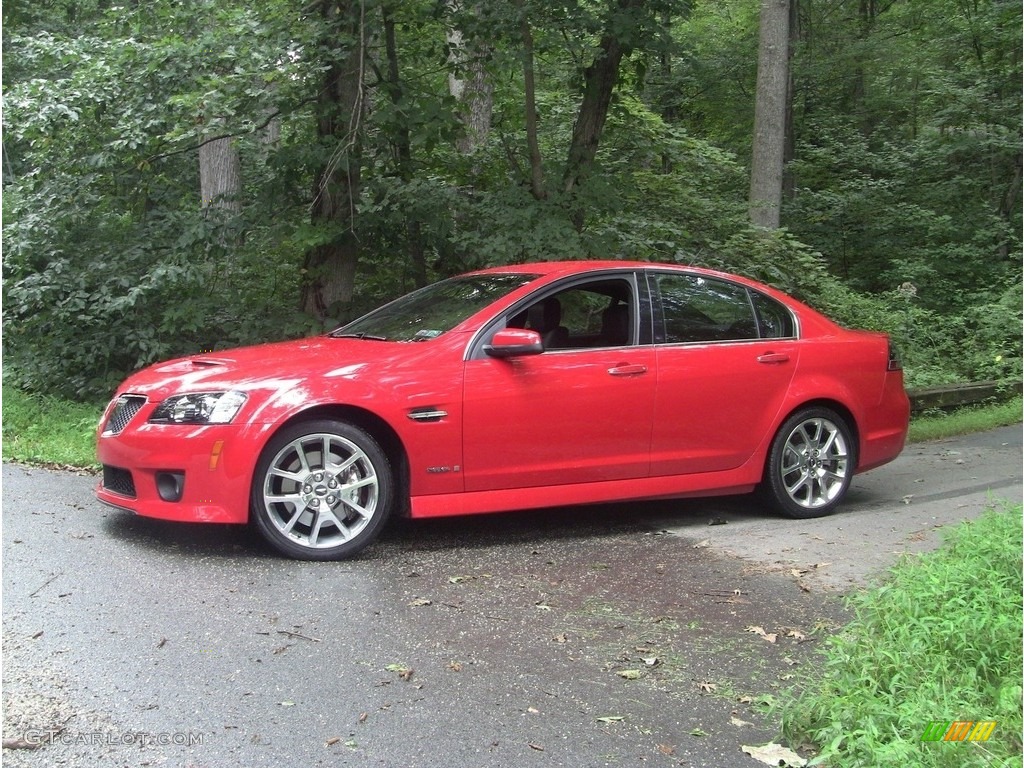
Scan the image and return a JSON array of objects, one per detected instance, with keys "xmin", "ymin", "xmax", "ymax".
[{"xmin": 3, "ymin": 0, "xmax": 1021, "ymax": 402}]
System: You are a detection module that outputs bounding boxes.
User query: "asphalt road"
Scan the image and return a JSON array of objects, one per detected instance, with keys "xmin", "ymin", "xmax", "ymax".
[{"xmin": 2, "ymin": 425, "xmax": 1021, "ymax": 768}]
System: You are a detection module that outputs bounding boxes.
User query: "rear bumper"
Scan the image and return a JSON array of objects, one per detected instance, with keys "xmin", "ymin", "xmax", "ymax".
[{"xmin": 858, "ymin": 375, "xmax": 911, "ymax": 473}]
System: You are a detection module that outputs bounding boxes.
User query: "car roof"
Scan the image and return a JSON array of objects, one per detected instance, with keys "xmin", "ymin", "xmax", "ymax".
[{"xmin": 467, "ymin": 260, "xmax": 760, "ymax": 285}]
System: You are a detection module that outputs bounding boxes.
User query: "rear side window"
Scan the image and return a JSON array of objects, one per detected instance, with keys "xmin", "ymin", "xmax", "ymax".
[
  {"xmin": 654, "ymin": 273, "xmax": 758, "ymax": 343},
  {"xmin": 751, "ymin": 291, "xmax": 796, "ymax": 338}
]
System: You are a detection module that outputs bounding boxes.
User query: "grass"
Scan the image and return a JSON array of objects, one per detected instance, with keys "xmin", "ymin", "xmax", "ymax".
[
  {"xmin": 2, "ymin": 386, "xmax": 103, "ymax": 468},
  {"xmin": 780, "ymin": 504, "xmax": 1024, "ymax": 767},
  {"xmin": 909, "ymin": 396, "xmax": 1023, "ymax": 443}
]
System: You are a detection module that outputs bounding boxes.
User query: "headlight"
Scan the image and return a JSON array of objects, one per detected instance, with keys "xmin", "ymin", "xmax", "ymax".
[{"xmin": 149, "ymin": 391, "xmax": 247, "ymax": 424}]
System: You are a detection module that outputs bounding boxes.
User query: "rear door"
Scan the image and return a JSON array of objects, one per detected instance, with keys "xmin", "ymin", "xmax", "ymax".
[{"xmin": 647, "ymin": 271, "xmax": 800, "ymax": 476}]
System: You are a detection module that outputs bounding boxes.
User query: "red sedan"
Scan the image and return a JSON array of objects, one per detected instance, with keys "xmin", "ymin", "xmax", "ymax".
[{"xmin": 96, "ymin": 261, "xmax": 909, "ymax": 560}]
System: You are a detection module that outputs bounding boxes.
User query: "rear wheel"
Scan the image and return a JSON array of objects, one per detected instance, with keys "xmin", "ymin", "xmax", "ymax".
[
  {"xmin": 763, "ymin": 408, "xmax": 855, "ymax": 519},
  {"xmin": 251, "ymin": 419, "xmax": 394, "ymax": 560}
]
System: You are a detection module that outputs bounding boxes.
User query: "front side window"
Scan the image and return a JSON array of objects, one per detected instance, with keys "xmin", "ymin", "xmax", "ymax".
[
  {"xmin": 506, "ymin": 278, "xmax": 636, "ymax": 350},
  {"xmin": 654, "ymin": 273, "xmax": 758, "ymax": 343},
  {"xmin": 334, "ymin": 273, "xmax": 537, "ymax": 342}
]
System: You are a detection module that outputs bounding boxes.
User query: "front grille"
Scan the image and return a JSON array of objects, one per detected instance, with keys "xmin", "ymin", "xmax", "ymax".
[
  {"xmin": 103, "ymin": 395, "xmax": 147, "ymax": 435},
  {"xmin": 102, "ymin": 465, "xmax": 137, "ymax": 498}
]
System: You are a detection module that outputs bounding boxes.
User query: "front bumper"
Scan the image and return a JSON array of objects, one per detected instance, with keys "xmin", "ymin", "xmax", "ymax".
[{"xmin": 96, "ymin": 421, "xmax": 252, "ymax": 524}]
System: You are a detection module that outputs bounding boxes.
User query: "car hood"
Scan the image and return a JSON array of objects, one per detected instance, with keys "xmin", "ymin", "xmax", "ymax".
[{"xmin": 117, "ymin": 336, "xmax": 444, "ymax": 399}]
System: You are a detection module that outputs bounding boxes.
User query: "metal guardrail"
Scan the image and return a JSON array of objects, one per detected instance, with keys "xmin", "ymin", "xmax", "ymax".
[{"xmin": 907, "ymin": 380, "xmax": 1023, "ymax": 414}]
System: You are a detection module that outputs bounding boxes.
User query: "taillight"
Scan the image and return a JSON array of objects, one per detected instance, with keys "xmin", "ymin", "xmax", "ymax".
[{"xmin": 887, "ymin": 342, "xmax": 902, "ymax": 371}]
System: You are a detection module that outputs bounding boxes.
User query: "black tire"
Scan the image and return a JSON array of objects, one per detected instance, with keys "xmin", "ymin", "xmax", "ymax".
[
  {"xmin": 762, "ymin": 407, "xmax": 856, "ymax": 519},
  {"xmin": 250, "ymin": 419, "xmax": 394, "ymax": 560}
]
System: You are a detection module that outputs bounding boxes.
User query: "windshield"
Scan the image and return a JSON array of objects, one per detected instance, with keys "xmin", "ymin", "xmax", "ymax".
[{"xmin": 332, "ymin": 273, "xmax": 538, "ymax": 342}]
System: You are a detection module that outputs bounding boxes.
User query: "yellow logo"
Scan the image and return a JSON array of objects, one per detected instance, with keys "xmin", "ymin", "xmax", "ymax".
[{"xmin": 921, "ymin": 720, "xmax": 997, "ymax": 742}]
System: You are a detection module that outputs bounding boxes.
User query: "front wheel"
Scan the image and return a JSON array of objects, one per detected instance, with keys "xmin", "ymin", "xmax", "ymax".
[
  {"xmin": 251, "ymin": 419, "xmax": 394, "ymax": 560},
  {"xmin": 762, "ymin": 408, "xmax": 856, "ymax": 519}
]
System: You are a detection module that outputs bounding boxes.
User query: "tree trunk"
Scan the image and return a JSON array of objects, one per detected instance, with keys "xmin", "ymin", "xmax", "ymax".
[
  {"xmin": 446, "ymin": 1, "xmax": 493, "ymax": 156},
  {"xmin": 658, "ymin": 9, "xmax": 677, "ymax": 175},
  {"xmin": 199, "ymin": 136, "xmax": 241, "ymax": 213},
  {"xmin": 521, "ymin": 14, "xmax": 545, "ymax": 200},
  {"xmin": 748, "ymin": 0, "xmax": 791, "ymax": 229},
  {"xmin": 782, "ymin": 0, "xmax": 798, "ymax": 200},
  {"xmin": 384, "ymin": 9, "xmax": 427, "ymax": 287},
  {"xmin": 300, "ymin": 0, "xmax": 365, "ymax": 323},
  {"xmin": 563, "ymin": 0, "xmax": 644, "ymax": 232}
]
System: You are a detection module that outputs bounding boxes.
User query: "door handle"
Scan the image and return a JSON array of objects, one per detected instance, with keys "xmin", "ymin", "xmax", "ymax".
[
  {"xmin": 608, "ymin": 364, "xmax": 648, "ymax": 376},
  {"xmin": 757, "ymin": 352, "xmax": 790, "ymax": 364}
]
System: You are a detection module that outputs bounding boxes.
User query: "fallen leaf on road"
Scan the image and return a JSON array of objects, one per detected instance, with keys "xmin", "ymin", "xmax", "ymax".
[
  {"xmin": 617, "ymin": 669, "xmax": 642, "ymax": 680},
  {"xmin": 698, "ymin": 680, "xmax": 717, "ymax": 693},
  {"xmin": 385, "ymin": 664, "xmax": 414, "ymax": 681},
  {"xmin": 528, "ymin": 743, "xmax": 544, "ymax": 751},
  {"xmin": 745, "ymin": 626, "xmax": 778, "ymax": 643},
  {"xmin": 730, "ymin": 716, "xmax": 753, "ymax": 727},
  {"xmin": 690, "ymin": 728, "xmax": 708, "ymax": 737},
  {"xmin": 741, "ymin": 742, "xmax": 807, "ymax": 767},
  {"xmin": 596, "ymin": 716, "xmax": 625, "ymax": 724},
  {"xmin": 657, "ymin": 744, "xmax": 675, "ymax": 755},
  {"xmin": 409, "ymin": 598, "xmax": 432, "ymax": 607}
]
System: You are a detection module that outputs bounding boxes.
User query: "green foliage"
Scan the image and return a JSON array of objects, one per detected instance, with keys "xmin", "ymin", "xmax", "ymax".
[
  {"xmin": 2, "ymin": 1, "xmax": 317, "ymax": 398},
  {"xmin": 780, "ymin": 504, "xmax": 1024, "ymax": 767},
  {"xmin": 2, "ymin": 0, "xmax": 1019, "ymax": 399},
  {"xmin": 3, "ymin": 190, "xmax": 314, "ymax": 398},
  {"xmin": 813, "ymin": 281, "xmax": 1023, "ymax": 390},
  {"xmin": 784, "ymin": 122, "xmax": 1021, "ymax": 313}
]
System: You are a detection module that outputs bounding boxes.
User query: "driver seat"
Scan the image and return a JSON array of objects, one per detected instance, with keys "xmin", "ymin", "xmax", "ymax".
[{"xmin": 527, "ymin": 298, "xmax": 569, "ymax": 349}]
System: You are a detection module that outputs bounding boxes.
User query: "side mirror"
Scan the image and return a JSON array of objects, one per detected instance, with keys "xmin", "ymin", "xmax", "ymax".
[{"xmin": 484, "ymin": 328, "xmax": 544, "ymax": 358}]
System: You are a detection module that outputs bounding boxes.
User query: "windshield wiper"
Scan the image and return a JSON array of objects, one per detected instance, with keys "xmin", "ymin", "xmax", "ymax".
[{"xmin": 329, "ymin": 331, "xmax": 388, "ymax": 341}]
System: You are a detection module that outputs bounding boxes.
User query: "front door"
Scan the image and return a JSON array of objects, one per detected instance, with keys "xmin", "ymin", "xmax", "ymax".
[{"xmin": 462, "ymin": 276, "xmax": 656, "ymax": 492}]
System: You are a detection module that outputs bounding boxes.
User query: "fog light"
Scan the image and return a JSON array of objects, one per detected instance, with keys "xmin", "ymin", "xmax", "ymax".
[{"xmin": 156, "ymin": 472, "xmax": 185, "ymax": 502}]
